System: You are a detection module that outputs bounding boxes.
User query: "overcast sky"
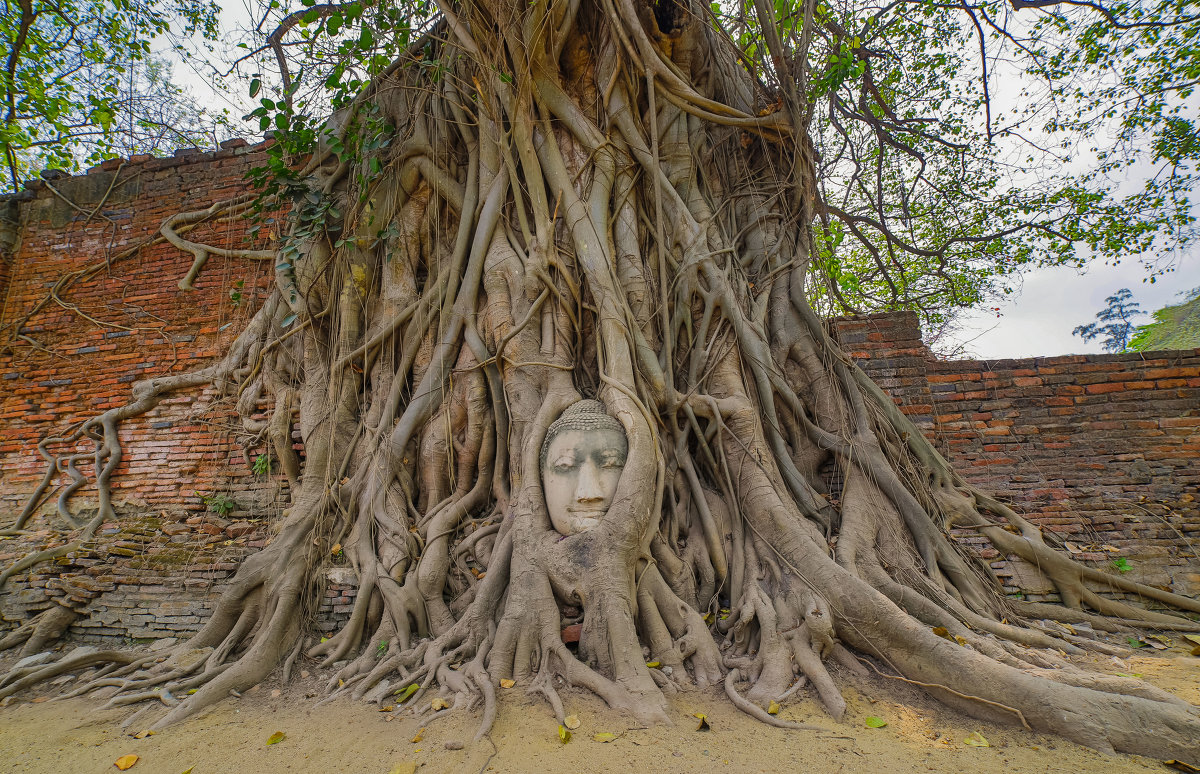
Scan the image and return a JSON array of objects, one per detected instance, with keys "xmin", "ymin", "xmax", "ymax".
[{"xmin": 937, "ymin": 256, "xmax": 1200, "ymax": 360}]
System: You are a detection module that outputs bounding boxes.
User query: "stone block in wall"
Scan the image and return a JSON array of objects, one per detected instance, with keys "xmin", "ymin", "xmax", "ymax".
[{"xmin": 997, "ymin": 557, "xmax": 1056, "ymax": 594}]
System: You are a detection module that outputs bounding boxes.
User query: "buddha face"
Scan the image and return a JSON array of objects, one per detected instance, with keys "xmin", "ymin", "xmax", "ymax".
[{"xmin": 542, "ymin": 426, "xmax": 628, "ymax": 536}]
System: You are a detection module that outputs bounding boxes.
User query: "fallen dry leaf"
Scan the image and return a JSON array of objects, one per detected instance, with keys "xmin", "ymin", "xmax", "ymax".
[
  {"xmin": 593, "ymin": 732, "xmax": 618, "ymax": 743},
  {"xmin": 431, "ymin": 697, "xmax": 450, "ymax": 711},
  {"xmin": 131, "ymin": 730, "xmax": 155, "ymax": 740},
  {"xmin": 558, "ymin": 724, "xmax": 572, "ymax": 744},
  {"xmin": 766, "ymin": 700, "xmax": 780, "ymax": 715},
  {"xmin": 410, "ymin": 728, "xmax": 424, "ymax": 743},
  {"xmin": 114, "ymin": 754, "xmax": 139, "ymax": 770},
  {"xmin": 694, "ymin": 712, "xmax": 711, "ymax": 731},
  {"xmin": 499, "ymin": 678, "xmax": 515, "ymax": 689},
  {"xmin": 388, "ymin": 763, "xmax": 417, "ymax": 774},
  {"xmin": 964, "ymin": 731, "xmax": 990, "ymax": 747},
  {"xmin": 266, "ymin": 731, "xmax": 286, "ymax": 746},
  {"xmin": 1165, "ymin": 761, "xmax": 1200, "ymax": 773},
  {"xmin": 564, "ymin": 714, "xmax": 581, "ymax": 730}
]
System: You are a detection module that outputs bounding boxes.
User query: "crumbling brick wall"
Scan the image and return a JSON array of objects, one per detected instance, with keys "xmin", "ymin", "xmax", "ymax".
[
  {"xmin": 0, "ymin": 143, "xmax": 286, "ymax": 643},
  {"xmin": 834, "ymin": 312, "xmax": 1200, "ymax": 604}
]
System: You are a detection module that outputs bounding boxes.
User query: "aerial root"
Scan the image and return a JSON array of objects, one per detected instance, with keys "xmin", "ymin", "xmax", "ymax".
[
  {"xmin": 0, "ymin": 650, "xmax": 154, "ymax": 700},
  {"xmin": 857, "ymin": 657, "xmax": 1032, "ymax": 731},
  {"xmin": 1026, "ymin": 667, "xmax": 1196, "ymax": 708},
  {"xmin": 0, "ymin": 604, "xmax": 78, "ymax": 657},
  {"xmin": 724, "ymin": 669, "xmax": 826, "ymax": 730}
]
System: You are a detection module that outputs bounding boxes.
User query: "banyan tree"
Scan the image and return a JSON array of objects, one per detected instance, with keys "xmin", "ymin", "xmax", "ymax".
[{"xmin": 3, "ymin": 0, "xmax": 1199, "ymax": 759}]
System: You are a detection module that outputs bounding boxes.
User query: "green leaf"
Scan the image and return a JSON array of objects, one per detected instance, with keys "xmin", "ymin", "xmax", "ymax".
[
  {"xmin": 864, "ymin": 716, "xmax": 888, "ymax": 728},
  {"xmin": 266, "ymin": 731, "xmax": 286, "ymax": 745},
  {"xmin": 281, "ymin": 314, "xmax": 297, "ymax": 327},
  {"xmin": 394, "ymin": 683, "xmax": 418, "ymax": 702},
  {"xmin": 249, "ymin": 78, "xmax": 261, "ymax": 97}
]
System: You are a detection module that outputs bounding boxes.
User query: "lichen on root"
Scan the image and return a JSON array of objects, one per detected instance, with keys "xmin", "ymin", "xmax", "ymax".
[{"xmin": 3, "ymin": 0, "xmax": 1200, "ymax": 761}]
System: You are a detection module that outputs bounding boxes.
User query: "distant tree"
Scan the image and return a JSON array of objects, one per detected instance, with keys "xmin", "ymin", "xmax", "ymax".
[
  {"xmin": 0, "ymin": 0, "xmax": 222, "ymax": 192},
  {"xmin": 1073, "ymin": 288, "xmax": 1144, "ymax": 352},
  {"xmin": 1130, "ymin": 287, "xmax": 1200, "ymax": 351}
]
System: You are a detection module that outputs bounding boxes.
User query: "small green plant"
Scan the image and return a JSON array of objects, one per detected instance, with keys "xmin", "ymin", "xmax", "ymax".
[
  {"xmin": 376, "ymin": 639, "xmax": 388, "ymax": 656},
  {"xmin": 229, "ymin": 279, "xmax": 245, "ymax": 307},
  {"xmin": 199, "ymin": 492, "xmax": 236, "ymax": 516},
  {"xmin": 252, "ymin": 453, "xmax": 271, "ymax": 476},
  {"xmin": 1111, "ymin": 558, "xmax": 1132, "ymax": 573}
]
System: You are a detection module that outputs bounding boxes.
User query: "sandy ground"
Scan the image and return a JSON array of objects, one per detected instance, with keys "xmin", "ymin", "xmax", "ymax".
[{"xmin": 0, "ymin": 650, "xmax": 1197, "ymax": 774}]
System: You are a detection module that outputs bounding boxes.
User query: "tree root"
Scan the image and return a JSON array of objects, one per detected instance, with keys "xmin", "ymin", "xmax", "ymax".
[{"xmin": 724, "ymin": 669, "xmax": 826, "ymax": 730}]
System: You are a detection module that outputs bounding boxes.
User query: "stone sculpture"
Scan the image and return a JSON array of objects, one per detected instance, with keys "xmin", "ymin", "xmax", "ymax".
[{"xmin": 540, "ymin": 400, "xmax": 628, "ymax": 535}]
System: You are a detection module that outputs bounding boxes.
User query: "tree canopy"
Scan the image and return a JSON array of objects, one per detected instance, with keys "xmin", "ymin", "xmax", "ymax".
[
  {"xmin": 1130, "ymin": 286, "xmax": 1200, "ymax": 350},
  {"xmin": 1, "ymin": 0, "xmax": 225, "ymax": 190},
  {"xmin": 229, "ymin": 0, "xmax": 1200, "ymax": 330}
]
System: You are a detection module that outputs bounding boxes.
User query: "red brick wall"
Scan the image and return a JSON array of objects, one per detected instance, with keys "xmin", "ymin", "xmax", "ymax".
[
  {"xmin": 834, "ymin": 312, "xmax": 1200, "ymax": 602},
  {"xmin": 0, "ymin": 143, "xmax": 285, "ymax": 641}
]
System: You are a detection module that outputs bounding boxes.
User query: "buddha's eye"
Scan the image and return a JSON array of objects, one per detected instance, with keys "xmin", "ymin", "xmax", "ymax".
[{"xmin": 553, "ymin": 461, "xmax": 576, "ymax": 473}]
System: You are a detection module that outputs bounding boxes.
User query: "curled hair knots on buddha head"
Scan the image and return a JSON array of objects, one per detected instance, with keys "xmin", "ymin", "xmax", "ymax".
[{"xmin": 540, "ymin": 399, "xmax": 626, "ymax": 469}]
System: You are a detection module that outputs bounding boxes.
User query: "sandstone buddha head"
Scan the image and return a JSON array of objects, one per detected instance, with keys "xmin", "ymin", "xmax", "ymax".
[{"xmin": 540, "ymin": 400, "xmax": 628, "ymax": 536}]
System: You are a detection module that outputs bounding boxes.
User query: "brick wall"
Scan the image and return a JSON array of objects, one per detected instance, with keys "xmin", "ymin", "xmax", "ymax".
[
  {"xmin": 0, "ymin": 152, "xmax": 1195, "ymax": 647},
  {"xmin": 0, "ymin": 143, "xmax": 287, "ymax": 643},
  {"xmin": 833, "ymin": 312, "xmax": 1200, "ymax": 603}
]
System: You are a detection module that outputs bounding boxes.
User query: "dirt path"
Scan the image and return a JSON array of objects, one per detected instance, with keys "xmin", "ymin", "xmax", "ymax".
[{"xmin": 1, "ymin": 652, "xmax": 1196, "ymax": 773}]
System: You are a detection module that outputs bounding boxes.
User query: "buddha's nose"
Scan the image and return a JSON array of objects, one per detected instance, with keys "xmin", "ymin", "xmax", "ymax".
[{"xmin": 575, "ymin": 461, "xmax": 606, "ymax": 503}]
